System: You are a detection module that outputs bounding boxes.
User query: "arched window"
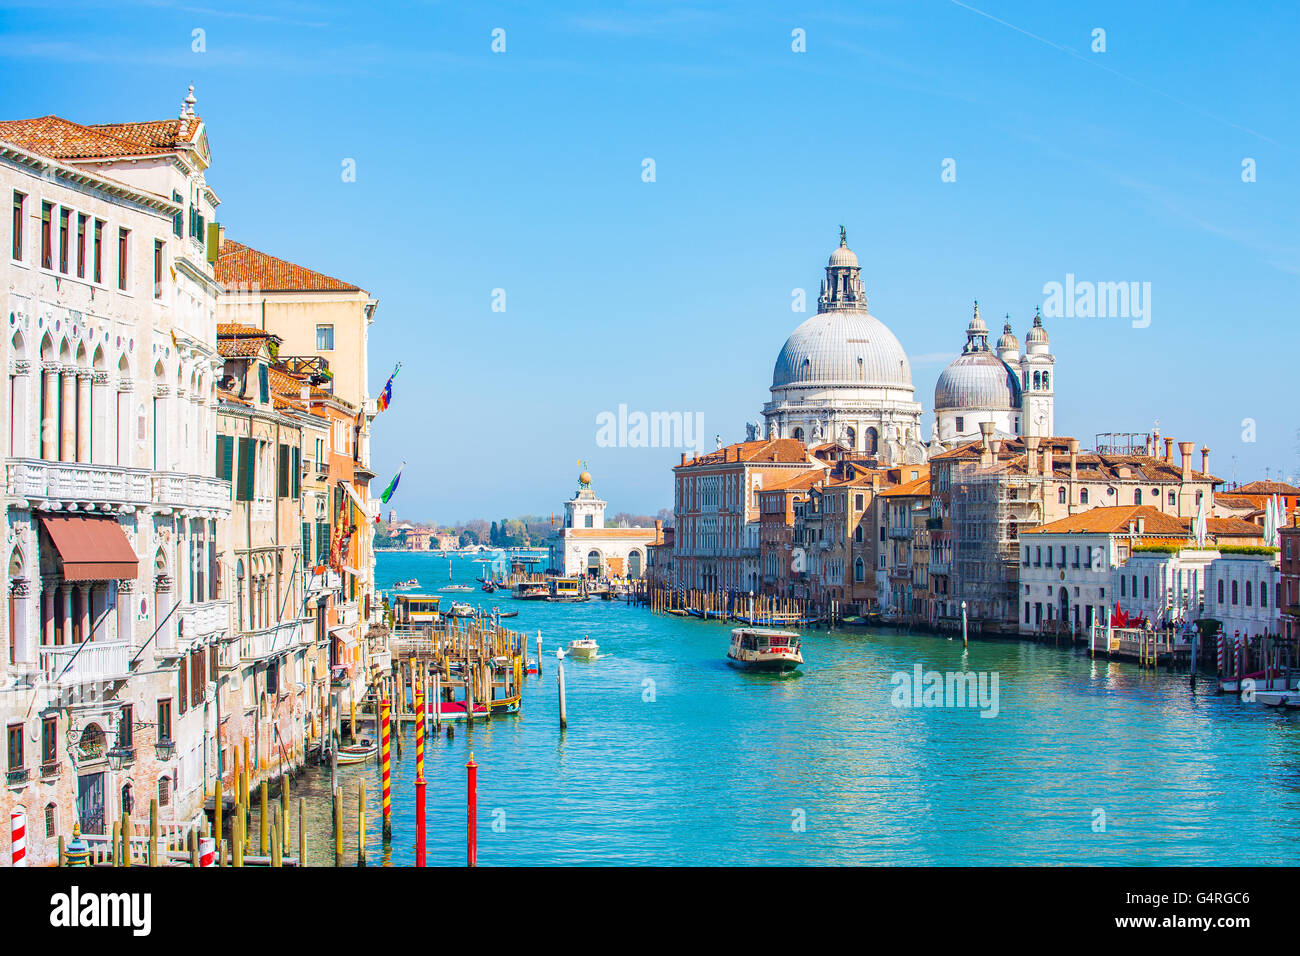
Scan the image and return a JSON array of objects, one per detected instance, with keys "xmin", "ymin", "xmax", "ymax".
[
  {"xmin": 1231, "ymin": 580, "xmax": 1238, "ymax": 605},
  {"xmin": 854, "ymin": 557, "xmax": 865, "ymax": 582},
  {"xmin": 845, "ymin": 426, "xmax": 856, "ymax": 448},
  {"xmin": 864, "ymin": 427, "xmax": 878, "ymax": 455},
  {"xmin": 1042, "ymin": 371, "xmax": 1050, "ymax": 390},
  {"xmin": 1245, "ymin": 581, "xmax": 1253, "ymax": 606},
  {"xmin": 854, "ymin": 525, "xmax": 863, "ymax": 543},
  {"xmin": 628, "ymin": 550, "xmax": 642, "ymax": 578},
  {"xmin": 235, "ymin": 559, "xmax": 245, "ymax": 632},
  {"xmin": 792, "ymin": 427, "xmax": 804, "ymax": 443},
  {"xmin": 1033, "ymin": 371, "xmax": 1041, "ymax": 388},
  {"xmin": 158, "ymin": 775, "xmax": 171, "ymax": 807},
  {"xmin": 1058, "ymin": 487, "xmax": 1067, "ymax": 505},
  {"xmin": 1261, "ymin": 581, "xmax": 1268, "ymax": 607},
  {"xmin": 1079, "ymin": 488, "xmax": 1089, "ymax": 505},
  {"xmin": 1218, "ymin": 580, "xmax": 1224, "ymax": 603},
  {"xmin": 1134, "ymin": 488, "xmax": 1142, "ymax": 505}
]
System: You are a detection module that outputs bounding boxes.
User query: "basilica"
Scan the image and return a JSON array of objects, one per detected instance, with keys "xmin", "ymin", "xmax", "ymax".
[{"xmin": 754, "ymin": 230, "xmax": 1056, "ymax": 458}]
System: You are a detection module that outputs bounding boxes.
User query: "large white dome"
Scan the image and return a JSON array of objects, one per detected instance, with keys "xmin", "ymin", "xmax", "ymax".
[
  {"xmin": 772, "ymin": 310, "xmax": 913, "ymax": 389},
  {"xmin": 934, "ymin": 351, "xmax": 1022, "ymax": 411}
]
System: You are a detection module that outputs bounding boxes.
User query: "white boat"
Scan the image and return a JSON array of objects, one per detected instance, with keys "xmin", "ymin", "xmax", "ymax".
[
  {"xmin": 727, "ymin": 627, "xmax": 803, "ymax": 672},
  {"xmin": 447, "ymin": 602, "xmax": 475, "ymax": 618},
  {"xmin": 442, "ymin": 584, "xmax": 473, "ymax": 592},
  {"xmin": 566, "ymin": 638, "xmax": 599, "ymax": 660}
]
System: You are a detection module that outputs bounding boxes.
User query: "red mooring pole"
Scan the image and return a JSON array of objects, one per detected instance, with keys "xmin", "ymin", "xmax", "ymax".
[
  {"xmin": 415, "ymin": 673, "xmax": 426, "ymax": 867},
  {"xmin": 380, "ymin": 696, "xmax": 392, "ymax": 841},
  {"xmin": 466, "ymin": 752, "xmax": 478, "ymax": 867}
]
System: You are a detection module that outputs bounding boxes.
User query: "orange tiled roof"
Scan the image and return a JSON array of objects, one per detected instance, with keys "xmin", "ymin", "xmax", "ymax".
[
  {"xmin": 679, "ymin": 438, "xmax": 812, "ymax": 469},
  {"xmin": 216, "ymin": 239, "xmax": 361, "ymax": 293},
  {"xmin": 934, "ymin": 436, "xmax": 1220, "ymax": 483},
  {"xmin": 762, "ymin": 468, "xmax": 827, "ymax": 493},
  {"xmin": 1214, "ymin": 494, "xmax": 1256, "ymax": 509},
  {"xmin": 1233, "ymin": 480, "xmax": 1300, "ymax": 496},
  {"xmin": 1024, "ymin": 505, "xmax": 1264, "ymax": 541},
  {"xmin": 268, "ymin": 365, "xmax": 332, "ymax": 402},
  {"xmin": 0, "ymin": 114, "xmax": 199, "ymax": 161},
  {"xmin": 879, "ymin": 475, "xmax": 931, "ymax": 497}
]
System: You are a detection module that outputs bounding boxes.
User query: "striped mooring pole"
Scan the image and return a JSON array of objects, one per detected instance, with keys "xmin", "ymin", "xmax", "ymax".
[
  {"xmin": 415, "ymin": 668, "xmax": 426, "ymax": 868},
  {"xmin": 380, "ymin": 696, "xmax": 392, "ymax": 841},
  {"xmin": 11, "ymin": 806, "xmax": 26, "ymax": 867}
]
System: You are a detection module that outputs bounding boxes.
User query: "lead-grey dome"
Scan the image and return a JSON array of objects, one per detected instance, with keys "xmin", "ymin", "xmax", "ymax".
[
  {"xmin": 934, "ymin": 351, "xmax": 1022, "ymax": 411},
  {"xmin": 772, "ymin": 310, "xmax": 913, "ymax": 389}
]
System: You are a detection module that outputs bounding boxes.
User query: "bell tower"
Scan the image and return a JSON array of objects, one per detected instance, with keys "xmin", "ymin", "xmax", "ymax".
[{"xmin": 1020, "ymin": 309, "xmax": 1055, "ymax": 438}]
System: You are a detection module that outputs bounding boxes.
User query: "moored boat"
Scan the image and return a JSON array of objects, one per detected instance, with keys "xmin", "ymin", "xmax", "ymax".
[
  {"xmin": 727, "ymin": 627, "xmax": 803, "ymax": 672},
  {"xmin": 393, "ymin": 578, "xmax": 419, "ymax": 590},
  {"xmin": 336, "ymin": 741, "xmax": 377, "ymax": 765},
  {"xmin": 447, "ymin": 602, "xmax": 475, "ymax": 617},
  {"xmin": 443, "ymin": 584, "xmax": 473, "ymax": 592}
]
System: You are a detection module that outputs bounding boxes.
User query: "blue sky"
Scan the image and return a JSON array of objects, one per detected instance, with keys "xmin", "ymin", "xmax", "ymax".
[{"xmin": 3, "ymin": 1, "xmax": 1298, "ymax": 522}]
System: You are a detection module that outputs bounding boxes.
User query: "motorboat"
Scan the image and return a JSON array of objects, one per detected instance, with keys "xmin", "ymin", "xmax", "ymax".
[
  {"xmin": 566, "ymin": 637, "xmax": 599, "ymax": 660},
  {"xmin": 393, "ymin": 578, "xmax": 419, "ymax": 590},
  {"xmin": 442, "ymin": 584, "xmax": 473, "ymax": 592},
  {"xmin": 727, "ymin": 628, "xmax": 803, "ymax": 673},
  {"xmin": 447, "ymin": 602, "xmax": 475, "ymax": 618}
]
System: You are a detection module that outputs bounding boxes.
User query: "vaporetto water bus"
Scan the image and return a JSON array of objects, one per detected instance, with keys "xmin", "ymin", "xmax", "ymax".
[{"xmin": 727, "ymin": 628, "xmax": 804, "ymax": 673}]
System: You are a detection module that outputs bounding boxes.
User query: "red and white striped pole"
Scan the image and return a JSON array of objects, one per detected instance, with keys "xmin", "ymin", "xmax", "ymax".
[
  {"xmin": 10, "ymin": 806, "xmax": 26, "ymax": 867},
  {"xmin": 198, "ymin": 836, "xmax": 215, "ymax": 867}
]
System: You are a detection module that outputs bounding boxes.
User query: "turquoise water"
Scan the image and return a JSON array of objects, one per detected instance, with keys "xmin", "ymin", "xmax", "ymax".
[{"xmin": 276, "ymin": 551, "xmax": 1300, "ymax": 866}]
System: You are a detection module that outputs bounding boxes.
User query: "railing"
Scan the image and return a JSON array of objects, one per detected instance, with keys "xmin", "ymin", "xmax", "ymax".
[
  {"xmin": 39, "ymin": 640, "xmax": 131, "ymax": 685},
  {"xmin": 177, "ymin": 600, "xmax": 230, "ymax": 641},
  {"xmin": 152, "ymin": 472, "xmax": 232, "ymax": 512},
  {"xmin": 930, "ymin": 561, "xmax": 950, "ymax": 575},
  {"xmin": 8, "ymin": 458, "xmax": 151, "ymax": 506},
  {"xmin": 305, "ymin": 569, "xmax": 341, "ymax": 597},
  {"xmin": 239, "ymin": 622, "xmax": 301, "ymax": 662},
  {"xmin": 888, "ymin": 527, "xmax": 911, "ymax": 539}
]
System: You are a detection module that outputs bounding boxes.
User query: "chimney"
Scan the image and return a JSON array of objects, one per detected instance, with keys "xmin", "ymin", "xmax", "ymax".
[
  {"xmin": 990, "ymin": 437, "xmax": 1001, "ymax": 458},
  {"xmin": 218, "ymin": 224, "xmax": 226, "ymax": 252},
  {"xmin": 1025, "ymin": 435, "xmax": 1041, "ymax": 476},
  {"xmin": 1042, "ymin": 446, "xmax": 1053, "ymax": 476},
  {"xmin": 1068, "ymin": 438, "xmax": 1079, "ymax": 480},
  {"xmin": 1179, "ymin": 441, "xmax": 1193, "ymax": 480},
  {"xmin": 1144, "ymin": 433, "xmax": 1152, "ymax": 456},
  {"xmin": 1163, "ymin": 437, "xmax": 1174, "ymax": 463},
  {"xmin": 680, "ymin": 452, "xmax": 686, "ymax": 466},
  {"xmin": 1201, "ymin": 446, "xmax": 1210, "ymax": 475},
  {"xmin": 979, "ymin": 422, "xmax": 994, "ymax": 466},
  {"xmin": 1136, "ymin": 516, "xmax": 1145, "ymax": 534}
]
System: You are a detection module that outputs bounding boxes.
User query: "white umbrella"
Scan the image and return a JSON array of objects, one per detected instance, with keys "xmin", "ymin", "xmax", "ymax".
[
  {"xmin": 1194, "ymin": 496, "xmax": 1207, "ymax": 547},
  {"xmin": 1264, "ymin": 496, "xmax": 1277, "ymax": 548}
]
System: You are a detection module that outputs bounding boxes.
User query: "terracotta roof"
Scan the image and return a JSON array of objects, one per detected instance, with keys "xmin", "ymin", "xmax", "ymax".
[
  {"xmin": 1233, "ymin": 480, "xmax": 1300, "ymax": 496},
  {"xmin": 268, "ymin": 365, "xmax": 331, "ymax": 401},
  {"xmin": 934, "ymin": 436, "xmax": 1220, "ymax": 483},
  {"xmin": 1024, "ymin": 505, "xmax": 1264, "ymax": 541},
  {"xmin": 682, "ymin": 438, "xmax": 815, "ymax": 468},
  {"xmin": 761, "ymin": 469, "xmax": 827, "ymax": 493},
  {"xmin": 1214, "ymin": 494, "xmax": 1256, "ymax": 509},
  {"xmin": 216, "ymin": 239, "xmax": 361, "ymax": 293},
  {"xmin": 879, "ymin": 476, "xmax": 931, "ymax": 498},
  {"xmin": 0, "ymin": 114, "xmax": 199, "ymax": 161}
]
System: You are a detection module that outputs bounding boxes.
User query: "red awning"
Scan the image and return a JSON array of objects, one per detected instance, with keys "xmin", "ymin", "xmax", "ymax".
[{"xmin": 38, "ymin": 514, "xmax": 139, "ymax": 581}]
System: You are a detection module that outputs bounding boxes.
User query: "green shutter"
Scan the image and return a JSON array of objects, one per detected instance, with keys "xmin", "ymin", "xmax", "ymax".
[
  {"xmin": 277, "ymin": 443, "xmax": 290, "ymax": 498},
  {"xmin": 316, "ymin": 521, "xmax": 330, "ymax": 564},
  {"xmin": 205, "ymin": 221, "xmax": 219, "ymax": 263},
  {"xmin": 292, "ymin": 446, "xmax": 301, "ymax": 499},
  {"xmin": 302, "ymin": 522, "xmax": 311, "ymax": 565},
  {"xmin": 235, "ymin": 437, "xmax": 255, "ymax": 501},
  {"xmin": 215, "ymin": 434, "xmax": 234, "ymax": 482},
  {"xmin": 258, "ymin": 365, "xmax": 269, "ymax": 405},
  {"xmin": 172, "ymin": 192, "xmax": 183, "ymax": 238}
]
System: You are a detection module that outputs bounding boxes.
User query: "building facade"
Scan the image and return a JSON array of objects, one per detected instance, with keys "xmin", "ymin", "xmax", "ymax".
[
  {"xmin": 549, "ymin": 470, "xmax": 656, "ymax": 578},
  {"xmin": 1, "ymin": 93, "xmax": 231, "ymax": 863}
]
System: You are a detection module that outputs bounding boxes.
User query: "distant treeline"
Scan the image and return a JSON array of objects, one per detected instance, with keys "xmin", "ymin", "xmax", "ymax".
[{"xmin": 377, "ymin": 509, "xmax": 672, "ymax": 549}]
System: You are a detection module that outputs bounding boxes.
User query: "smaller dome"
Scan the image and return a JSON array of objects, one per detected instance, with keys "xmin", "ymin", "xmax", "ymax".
[
  {"xmin": 997, "ymin": 318, "xmax": 1019, "ymax": 353},
  {"xmin": 1026, "ymin": 310, "xmax": 1049, "ymax": 345},
  {"xmin": 935, "ymin": 352, "xmax": 1023, "ymax": 412},
  {"xmin": 828, "ymin": 242, "xmax": 858, "ymax": 268},
  {"xmin": 966, "ymin": 301, "xmax": 987, "ymax": 337}
]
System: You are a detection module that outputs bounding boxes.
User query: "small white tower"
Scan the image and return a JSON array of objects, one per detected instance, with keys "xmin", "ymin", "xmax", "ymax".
[
  {"xmin": 563, "ymin": 467, "xmax": 606, "ymax": 530},
  {"xmin": 1020, "ymin": 309, "xmax": 1055, "ymax": 438}
]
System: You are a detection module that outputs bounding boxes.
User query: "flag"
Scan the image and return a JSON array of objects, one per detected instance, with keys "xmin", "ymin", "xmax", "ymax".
[
  {"xmin": 170, "ymin": 329, "xmax": 179, "ymax": 351},
  {"xmin": 376, "ymin": 362, "xmax": 401, "ymax": 412},
  {"xmin": 381, "ymin": 461, "xmax": 405, "ymax": 504}
]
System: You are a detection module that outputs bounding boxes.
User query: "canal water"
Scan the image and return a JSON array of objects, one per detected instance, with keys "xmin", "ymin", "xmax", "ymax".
[{"xmin": 267, "ymin": 551, "xmax": 1300, "ymax": 866}]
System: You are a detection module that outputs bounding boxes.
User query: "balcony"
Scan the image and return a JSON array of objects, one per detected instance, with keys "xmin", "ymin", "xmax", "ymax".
[
  {"xmin": 930, "ymin": 561, "xmax": 950, "ymax": 576},
  {"xmin": 7, "ymin": 458, "xmax": 151, "ymax": 509},
  {"xmin": 177, "ymin": 600, "xmax": 231, "ymax": 642},
  {"xmin": 153, "ymin": 472, "xmax": 231, "ymax": 514},
  {"xmin": 240, "ymin": 621, "xmax": 301, "ymax": 662},
  {"xmin": 888, "ymin": 527, "xmax": 911, "ymax": 540},
  {"xmin": 305, "ymin": 569, "xmax": 341, "ymax": 599},
  {"xmin": 39, "ymin": 640, "xmax": 131, "ymax": 686}
]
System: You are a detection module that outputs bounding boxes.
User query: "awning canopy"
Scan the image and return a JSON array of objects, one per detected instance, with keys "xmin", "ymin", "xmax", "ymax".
[
  {"xmin": 339, "ymin": 480, "xmax": 372, "ymax": 522},
  {"xmin": 38, "ymin": 514, "xmax": 139, "ymax": 581}
]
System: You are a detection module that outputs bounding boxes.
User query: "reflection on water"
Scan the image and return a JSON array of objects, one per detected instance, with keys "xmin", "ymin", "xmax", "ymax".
[{"xmin": 247, "ymin": 552, "xmax": 1300, "ymax": 866}]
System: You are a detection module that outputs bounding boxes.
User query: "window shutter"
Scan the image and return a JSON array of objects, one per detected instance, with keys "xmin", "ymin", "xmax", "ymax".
[
  {"xmin": 235, "ymin": 437, "xmax": 254, "ymax": 501},
  {"xmin": 277, "ymin": 444, "xmax": 289, "ymax": 498},
  {"xmin": 172, "ymin": 192, "xmax": 183, "ymax": 237},
  {"xmin": 259, "ymin": 365, "xmax": 269, "ymax": 405},
  {"xmin": 292, "ymin": 446, "xmax": 301, "ymax": 499},
  {"xmin": 216, "ymin": 434, "xmax": 234, "ymax": 481},
  {"xmin": 317, "ymin": 521, "xmax": 330, "ymax": 564},
  {"xmin": 302, "ymin": 523, "xmax": 311, "ymax": 565}
]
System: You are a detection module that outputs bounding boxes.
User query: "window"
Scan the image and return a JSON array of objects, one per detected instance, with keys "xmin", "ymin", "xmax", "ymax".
[
  {"xmin": 584, "ymin": 515, "xmax": 593, "ymax": 528},
  {"xmin": 1035, "ymin": 546, "xmax": 1041, "ymax": 567},
  {"xmin": 76, "ymin": 213, "xmax": 86, "ymax": 277},
  {"xmin": 93, "ymin": 219, "xmax": 104, "ymax": 283},
  {"xmin": 11, "ymin": 191, "xmax": 23, "ymax": 260},
  {"xmin": 172, "ymin": 191, "xmax": 183, "ymax": 237},
  {"xmin": 190, "ymin": 650, "xmax": 204, "ymax": 708},
  {"xmin": 1246, "ymin": 581, "xmax": 1253, "ymax": 606},
  {"xmin": 117, "ymin": 227, "xmax": 129, "ymax": 289},
  {"xmin": 854, "ymin": 525, "xmax": 863, "ymax": 543},
  {"xmin": 7, "ymin": 723, "xmax": 22, "ymax": 771},
  {"xmin": 1058, "ymin": 487, "xmax": 1067, "ymax": 505},
  {"xmin": 1218, "ymin": 580, "xmax": 1224, "ymax": 603},
  {"xmin": 1079, "ymin": 488, "xmax": 1089, "ymax": 505},
  {"xmin": 40, "ymin": 201, "xmax": 52, "ymax": 268},
  {"xmin": 41, "ymin": 716, "xmax": 56, "ymax": 766},
  {"xmin": 158, "ymin": 699, "xmax": 172, "ymax": 742},
  {"xmin": 1023, "ymin": 546, "xmax": 1030, "ymax": 567},
  {"xmin": 258, "ymin": 364, "xmax": 270, "ymax": 404},
  {"xmin": 955, "ymin": 416, "xmax": 964, "ymax": 432},
  {"xmin": 316, "ymin": 324, "xmax": 334, "ymax": 350},
  {"xmin": 58, "ymin": 207, "xmax": 70, "ymax": 272},
  {"xmin": 267, "ymin": 659, "xmax": 279, "ymax": 696},
  {"xmin": 1261, "ymin": 582, "xmax": 1268, "ymax": 607},
  {"xmin": 153, "ymin": 239, "xmax": 164, "ymax": 298},
  {"xmin": 1134, "ymin": 488, "xmax": 1142, "ymax": 505},
  {"xmin": 1143, "ymin": 576, "xmax": 1150, "ymax": 599},
  {"xmin": 1121, "ymin": 576, "xmax": 1127, "ymax": 597},
  {"xmin": 119, "ymin": 704, "xmax": 133, "ymax": 749},
  {"xmin": 158, "ymin": 776, "xmax": 171, "ymax": 807},
  {"xmin": 45, "ymin": 804, "xmax": 56, "ymax": 838},
  {"xmin": 1231, "ymin": 580, "xmax": 1238, "ymax": 605},
  {"xmin": 1167, "ymin": 491, "xmax": 1176, "ymax": 506},
  {"xmin": 178, "ymin": 658, "xmax": 188, "ymax": 716}
]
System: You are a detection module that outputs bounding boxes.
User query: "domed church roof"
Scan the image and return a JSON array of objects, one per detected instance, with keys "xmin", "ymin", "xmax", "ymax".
[{"xmin": 934, "ymin": 301, "xmax": 1022, "ymax": 411}]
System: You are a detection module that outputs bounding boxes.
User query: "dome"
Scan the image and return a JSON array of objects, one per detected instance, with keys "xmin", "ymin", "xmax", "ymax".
[
  {"xmin": 997, "ymin": 320, "xmax": 1019, "ymax": 353},
  {"xmin": 934, "ymin": 351, "xmax": 1022, "ymax": 411},
  {"xmin": 1026, "ymin": 311, "xmax": 1049, "ymax": 345},
  {"xmin": 828, "ymin": 243, "xmax": 859, "ymax": 268},
  {"xmin": 966, "ymin": 301, "xmax": 988, "ymax": 338},
  {"xmin": 772, "ymin": 310, "xmax": 912, "ymax": 389}
]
